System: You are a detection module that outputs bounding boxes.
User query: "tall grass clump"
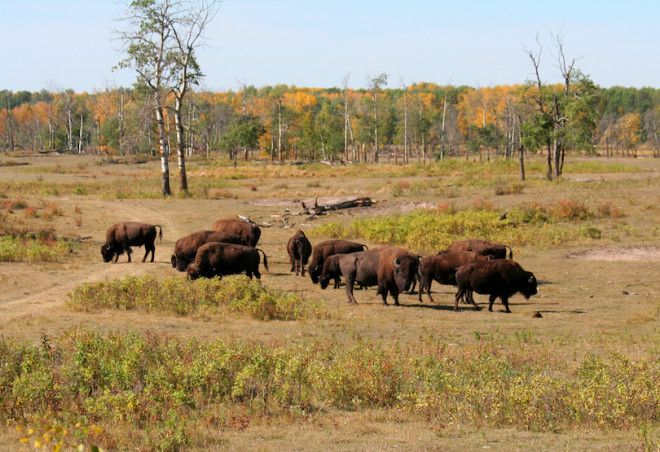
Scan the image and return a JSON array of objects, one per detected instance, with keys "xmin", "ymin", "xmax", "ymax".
[
  {"xmin": 0, "ymin": 235, "xmax": 73, "ymax": 262},
  {"xmin": 1, "ymin": 331, "xmax": 657, "ymax": 450},
  {"xmin": 66, "ymin": 275, "xmax": 326, "ymax": 321},
  {"xmin": 311, "ymin": 199, "xmax": 623, "ymax": 251}
]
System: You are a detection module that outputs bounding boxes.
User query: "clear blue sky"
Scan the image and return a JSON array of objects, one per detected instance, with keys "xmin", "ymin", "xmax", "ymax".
[{"xmin": 1, "ymin": 0, "xmax": 658, "ymax": 92}]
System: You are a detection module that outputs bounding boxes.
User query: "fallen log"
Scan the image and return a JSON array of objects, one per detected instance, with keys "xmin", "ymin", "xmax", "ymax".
[{"xmin": 301, "ymin": 197, "xmax": 374, "ymax": 216}]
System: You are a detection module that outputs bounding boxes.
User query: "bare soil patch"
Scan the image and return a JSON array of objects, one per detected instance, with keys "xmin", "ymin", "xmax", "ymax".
[{"xmin": 568, "ymin": 245, "xmax": 660, "ymax": 262}]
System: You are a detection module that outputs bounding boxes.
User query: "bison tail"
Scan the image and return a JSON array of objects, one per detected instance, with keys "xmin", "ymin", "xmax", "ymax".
[
  {"xmin": 257, "ymin": 248, "xmax": 269, "ymax": 272},
  {"xmin": 154, "ymin": 225, "xmax": 163, "ymax": 241},
  {"xmin": 505, "ymin": 245, "xmax": 513, "ymax": 259}
]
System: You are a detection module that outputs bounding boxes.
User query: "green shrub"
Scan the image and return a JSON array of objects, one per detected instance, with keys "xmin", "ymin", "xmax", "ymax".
[
  {"xmin": 310, "ymin": 199, "xmax": 620, "ymax": 251},
  {"xmin": 66, "ymin": 275, "xmax": 326, "ymax": 321},
  {"xmin": 0, "ymin": 331, "xmax": 657, "ymax": 450},
  {"xmin": 0, "ymin": 236, "xmax": 73, "ymax": 262}
]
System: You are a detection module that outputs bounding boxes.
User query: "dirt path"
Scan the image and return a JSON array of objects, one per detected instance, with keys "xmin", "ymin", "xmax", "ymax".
[{"xmin": 0, "ymin": 201, "xmax": 182, "ymax": 324}]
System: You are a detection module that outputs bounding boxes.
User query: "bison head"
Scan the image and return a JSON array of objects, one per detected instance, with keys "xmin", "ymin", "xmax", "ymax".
[
  {"xmin": 186, "ymin": 264, "xmax": 201, "ymax": 280},
  {"xmin": 309, "ymin": 264, "xmax": 321, "ymax": 284},
  {"xmin": 521, "ymin": 272, "xmax": 538, "ymax": 299},
  {"xmin": 100, "ymin": 244, "xmax": 116, "ymax": 262},
  {"xmin": 393, "ymin": 255, "xmax": 419, "ymax": 292}
]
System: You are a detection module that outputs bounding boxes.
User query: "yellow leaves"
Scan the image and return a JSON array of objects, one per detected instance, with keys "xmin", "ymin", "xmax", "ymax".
[{"xmin": 283, "ymin": 91, "xmax": 317, "ymax": 113}]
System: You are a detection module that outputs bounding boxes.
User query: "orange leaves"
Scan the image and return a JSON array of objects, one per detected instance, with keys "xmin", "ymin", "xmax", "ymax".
[{"xmin": 283, "ymin": 91, "xmax": 317, "ymax": 113}]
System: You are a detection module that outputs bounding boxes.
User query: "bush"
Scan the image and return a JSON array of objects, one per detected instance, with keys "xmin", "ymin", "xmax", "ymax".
[
  {"xmin": 0, "ymin": 331, "xmax": 657, "ymax": 450},
  {"xmin": 0, "ymin": 236, "xmax": 73, "ymax": 263},
  {"xmin": 66, "ymin": 275, "xmax": 326, "ymax": 321}
]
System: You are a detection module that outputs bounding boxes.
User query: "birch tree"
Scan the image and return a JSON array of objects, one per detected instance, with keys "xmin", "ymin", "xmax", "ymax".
[
  {"xmin": 169, "ymin": 0, "xmax": 218, "ymax": 192},
  {"xmin": 117, "ymin": 0, "xmax": 178, "ymax": 196}
]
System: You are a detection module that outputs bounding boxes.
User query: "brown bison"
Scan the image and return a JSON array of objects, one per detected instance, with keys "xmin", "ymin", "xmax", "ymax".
[
  {"xmin": 101, "ymin": 222, "xmax": 162, "ymax": 263},
  {"xmin": 329, "ymin": 247, "xmax": 419, "ymax": 305},
  {"xmin": 445, "ymin": 239, "xmax": 513, "ymax": 259},
  {"xmin": 319, "ymin": 252, "xmax": 363, "ymax": 290},
  {"xmin": 171, "ymin": 230, "xmax": 250, "ymax": 272},
  {"xmin": 418, "ymin": 251, "xmax": 490, "ymax": 302},
  {"xmin": 309, "ymin": 239, "xmax": 368, "ymax": 284},
  {"xmin": 212, "ymin": 218, "xmax": 261, "ymax": 247},
  {"xmin": 186, "ymin": 242, "xmax": 269, "ymax": 280},
  {"xmin": 454, "ymin": 259, "xmax": 537, "ymax": 313},
  {"xmin": 287, "ymin": 230, "xmax": 313, "ymax": 276}
]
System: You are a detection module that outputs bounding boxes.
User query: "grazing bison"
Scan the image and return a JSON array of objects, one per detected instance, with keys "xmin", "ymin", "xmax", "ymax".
[
  {"xmin": 308, "ymin": 239, "xmax": 368, "ymax": 284},
  {"xmin": 171, "ymin": 230, "xmax": 250, "ymax": 272},
  {"xmin": 287, "ymin": 230, "xmax": 313, "ymax": 276},
  {"xmin": 319, "ymin": 252, "xmax": 361, "ymax": 290},
  {"xmin": 445, "ymin": 239, "xmax": 513, "ymax": 259},
  {"xmin": 418, "ymin": 251, "xmax": 490, "ymax": 302},
  {"xmin": 454, "ymin": 259, "xmax": 537, "ymax": 313},
  {"xmin": 212, "ymin": 218, "xmax": 261, "ymax": 247},
  {"xmin": 186, "ymin": 242, "xmax": 269, "ymax": 280},
  {"xmin": 332, "ymin": 247, "xmax": 419, "ymax": 305},
  {"xmin": 101, "ymin": 222, "xmax": 162, "ymax": 263}
]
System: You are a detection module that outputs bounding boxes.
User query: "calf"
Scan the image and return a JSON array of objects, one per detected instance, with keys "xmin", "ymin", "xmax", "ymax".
[
  {"xmin": 334, "ymin": 247, "xmax": 419, "ymax": 306},
  {"xmin": 454, "ymin": 260, "xmax": 537, "ymax": 313},
  {"xmin": 171, "ymin": 230, "xmax": 250, "ymax": 272},
  {"xmin": 308, "ymin": 239, "xmax": 368, "ymax": 284},
  {"xmin": 186, "ymin": 242, "xmax": 269, "ymax": 280},
  {"xmin": 287, "ymin": 230, "xmax": 313, "ymax": 276},
  {"xmin": 212, "ymin": 218, "xmax": 261, "ymax": 247},
  {"xmin": 445, "ymin": 239, "xmax": 513, "ymax": 259},
  {"xmin": 101, "ymin": 222, "xmax": 162, "ymax": 263},
  {"xmin": 319, "ymin": 253, "xmax": 347, "ymax": 289},
  {"xmin": 418, "ymin": 251, "xmax": 489, "ymax": 302}
]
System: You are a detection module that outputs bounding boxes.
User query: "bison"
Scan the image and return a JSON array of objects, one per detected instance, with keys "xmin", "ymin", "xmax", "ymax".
[
  {"xmin": 417, "ymin": 251, "xmax": 490, "ymax": 302},
  {"xmin": 101, "ymin": 222, "xmax": 162, "ymax": 263},
  {"xmin": 171, "ymin": 230, "xmax": 250, "ymax": 272},
  {"xmin": 330, "ymin": 247, "xmax": 419, "ymax": 305},
  {"xmin": 445, "ymin": 239, "xmax": 513, "ymax": 259},
  {"xmin": 186, "ymin": 242, "xmax": 269, "ymax": 280},
  {"xmin": 212, "ymin": 218, "xmax": 261, "ymax": 247},
  {"xmin": 287, "ymin": 230, "xmax": 313, "ymax": 276},
  {"xmin": 318, "ymin": 252, "xmax": 364, "ymax": 290},
  {"xmin": 454, "ymin": 259, "xmax": 537, "ymax": 313},
  {"xmin": 308, "ymin": 239, "xmax": 368, "ymax": 284}
]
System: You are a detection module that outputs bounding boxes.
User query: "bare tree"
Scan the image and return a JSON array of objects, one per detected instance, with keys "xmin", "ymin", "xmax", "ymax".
[
  {"xmin": 170, "ymin": 0, "xmax": 219, "ymax": 192},
  {"xmin": 368, "ymin": 73, "xmax": 388, "ymax": 162},
  {"xmin": 117, "ymin": 0, "xmax": 179, "ymax": 196}
]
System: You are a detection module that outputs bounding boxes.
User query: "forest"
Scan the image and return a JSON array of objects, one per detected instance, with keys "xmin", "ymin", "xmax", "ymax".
[{"xmin": 1, "ymin": 83, "xmax": 658, "ymax": 165}]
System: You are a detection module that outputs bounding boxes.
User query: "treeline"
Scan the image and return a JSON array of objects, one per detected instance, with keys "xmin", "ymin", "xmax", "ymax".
[{"xmin": 1, "ymin": 83, "xmax": 658, "ymax": 161}]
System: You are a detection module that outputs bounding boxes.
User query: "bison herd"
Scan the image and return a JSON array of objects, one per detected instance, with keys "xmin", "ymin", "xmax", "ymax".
[{"xmin": 101, "ymin": 218, "xmax": 538, "ymax": 313}]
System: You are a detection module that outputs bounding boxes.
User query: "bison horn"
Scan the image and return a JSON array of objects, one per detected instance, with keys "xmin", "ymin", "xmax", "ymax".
[
  {"xmin": 393, "ymin": 257, "xmax": 401, "ymax": 268},
  {"xmin": 528, "ymin": 275, "xmax": 535, "ymax": 283}
]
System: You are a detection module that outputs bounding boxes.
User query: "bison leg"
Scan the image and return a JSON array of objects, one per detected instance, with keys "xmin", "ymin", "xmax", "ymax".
[
  {"xmin": 502, "ymin": 296, "xmax": 511, "ymax": 313},
  {"xmin": 300, "ymin": 262, "xmax": 306, "ymax": 277},
  {"xmin": 290, "ymin": 257, "xmax": 295, "ymax": 273},
  {"xmin": 454, "ymin": 289, "xmax": 463, "ymax": 311},
  {"xmin": 113, "ymin": 253, "xmax": 119, "ymax": 263},
  {"xmin": 125, "ymin": 247, "xmax": 133, "ymax": 263},
  {"xmin": 333, "ymin": 277, "xmax": 341, "ymax": 289},
  {"xmin": 488, "ymin": 294, "xmax": 497, "ymax": 312},
  {"xmin": 345, "ymin": 276, "xmax": 358, "ymax": 304},
  {"xmin": 377, "ymin": 284, "xmax": 389, "ymax": 306},
  {"xmin": 142, "ymin": 245, "xmax": 152, "ymax": 263},
  {"xmin": 390, "ymin": 288, "xmax": 400, "ymax": 306}
]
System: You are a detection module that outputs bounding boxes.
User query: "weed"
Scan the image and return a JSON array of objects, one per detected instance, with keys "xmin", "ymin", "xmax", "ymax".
[
  {"xmin": 0, "ymin": 331, "xmax": 656, "ymax": 450},
  {"xmin": 66, "ymin": 275, "xmax": 326, "ymax": 321},
  {"xmin": 0, "ymin": 236, "xmax": 73, "ymax": 262}
]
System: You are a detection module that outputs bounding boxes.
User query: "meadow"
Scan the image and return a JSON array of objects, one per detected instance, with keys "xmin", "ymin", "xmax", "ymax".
[{"xmin": 0, "ymin": 153, "xmax": 658, "ymax": 450}]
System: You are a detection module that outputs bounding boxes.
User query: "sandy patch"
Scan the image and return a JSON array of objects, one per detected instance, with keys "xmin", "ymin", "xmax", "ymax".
[{"xmin": 568, "ymin": 246, "xmax": 660, "ymax": 262}]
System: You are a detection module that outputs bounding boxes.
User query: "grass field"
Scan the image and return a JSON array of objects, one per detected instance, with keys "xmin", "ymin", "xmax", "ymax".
[{"xmin": 0, "ymin": 153, "xmax": 658, "ymax": 451}]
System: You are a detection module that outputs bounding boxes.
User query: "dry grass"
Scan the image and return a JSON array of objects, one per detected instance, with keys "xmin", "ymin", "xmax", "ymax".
[{"xmin": 0, "ymin": 153, "xmax": 658, "ymax": 450}]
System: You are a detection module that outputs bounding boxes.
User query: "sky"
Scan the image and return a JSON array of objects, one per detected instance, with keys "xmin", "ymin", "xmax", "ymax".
[{"xmin": 0, "ymin": 0, "xmax": 658, "ymax": 92}]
